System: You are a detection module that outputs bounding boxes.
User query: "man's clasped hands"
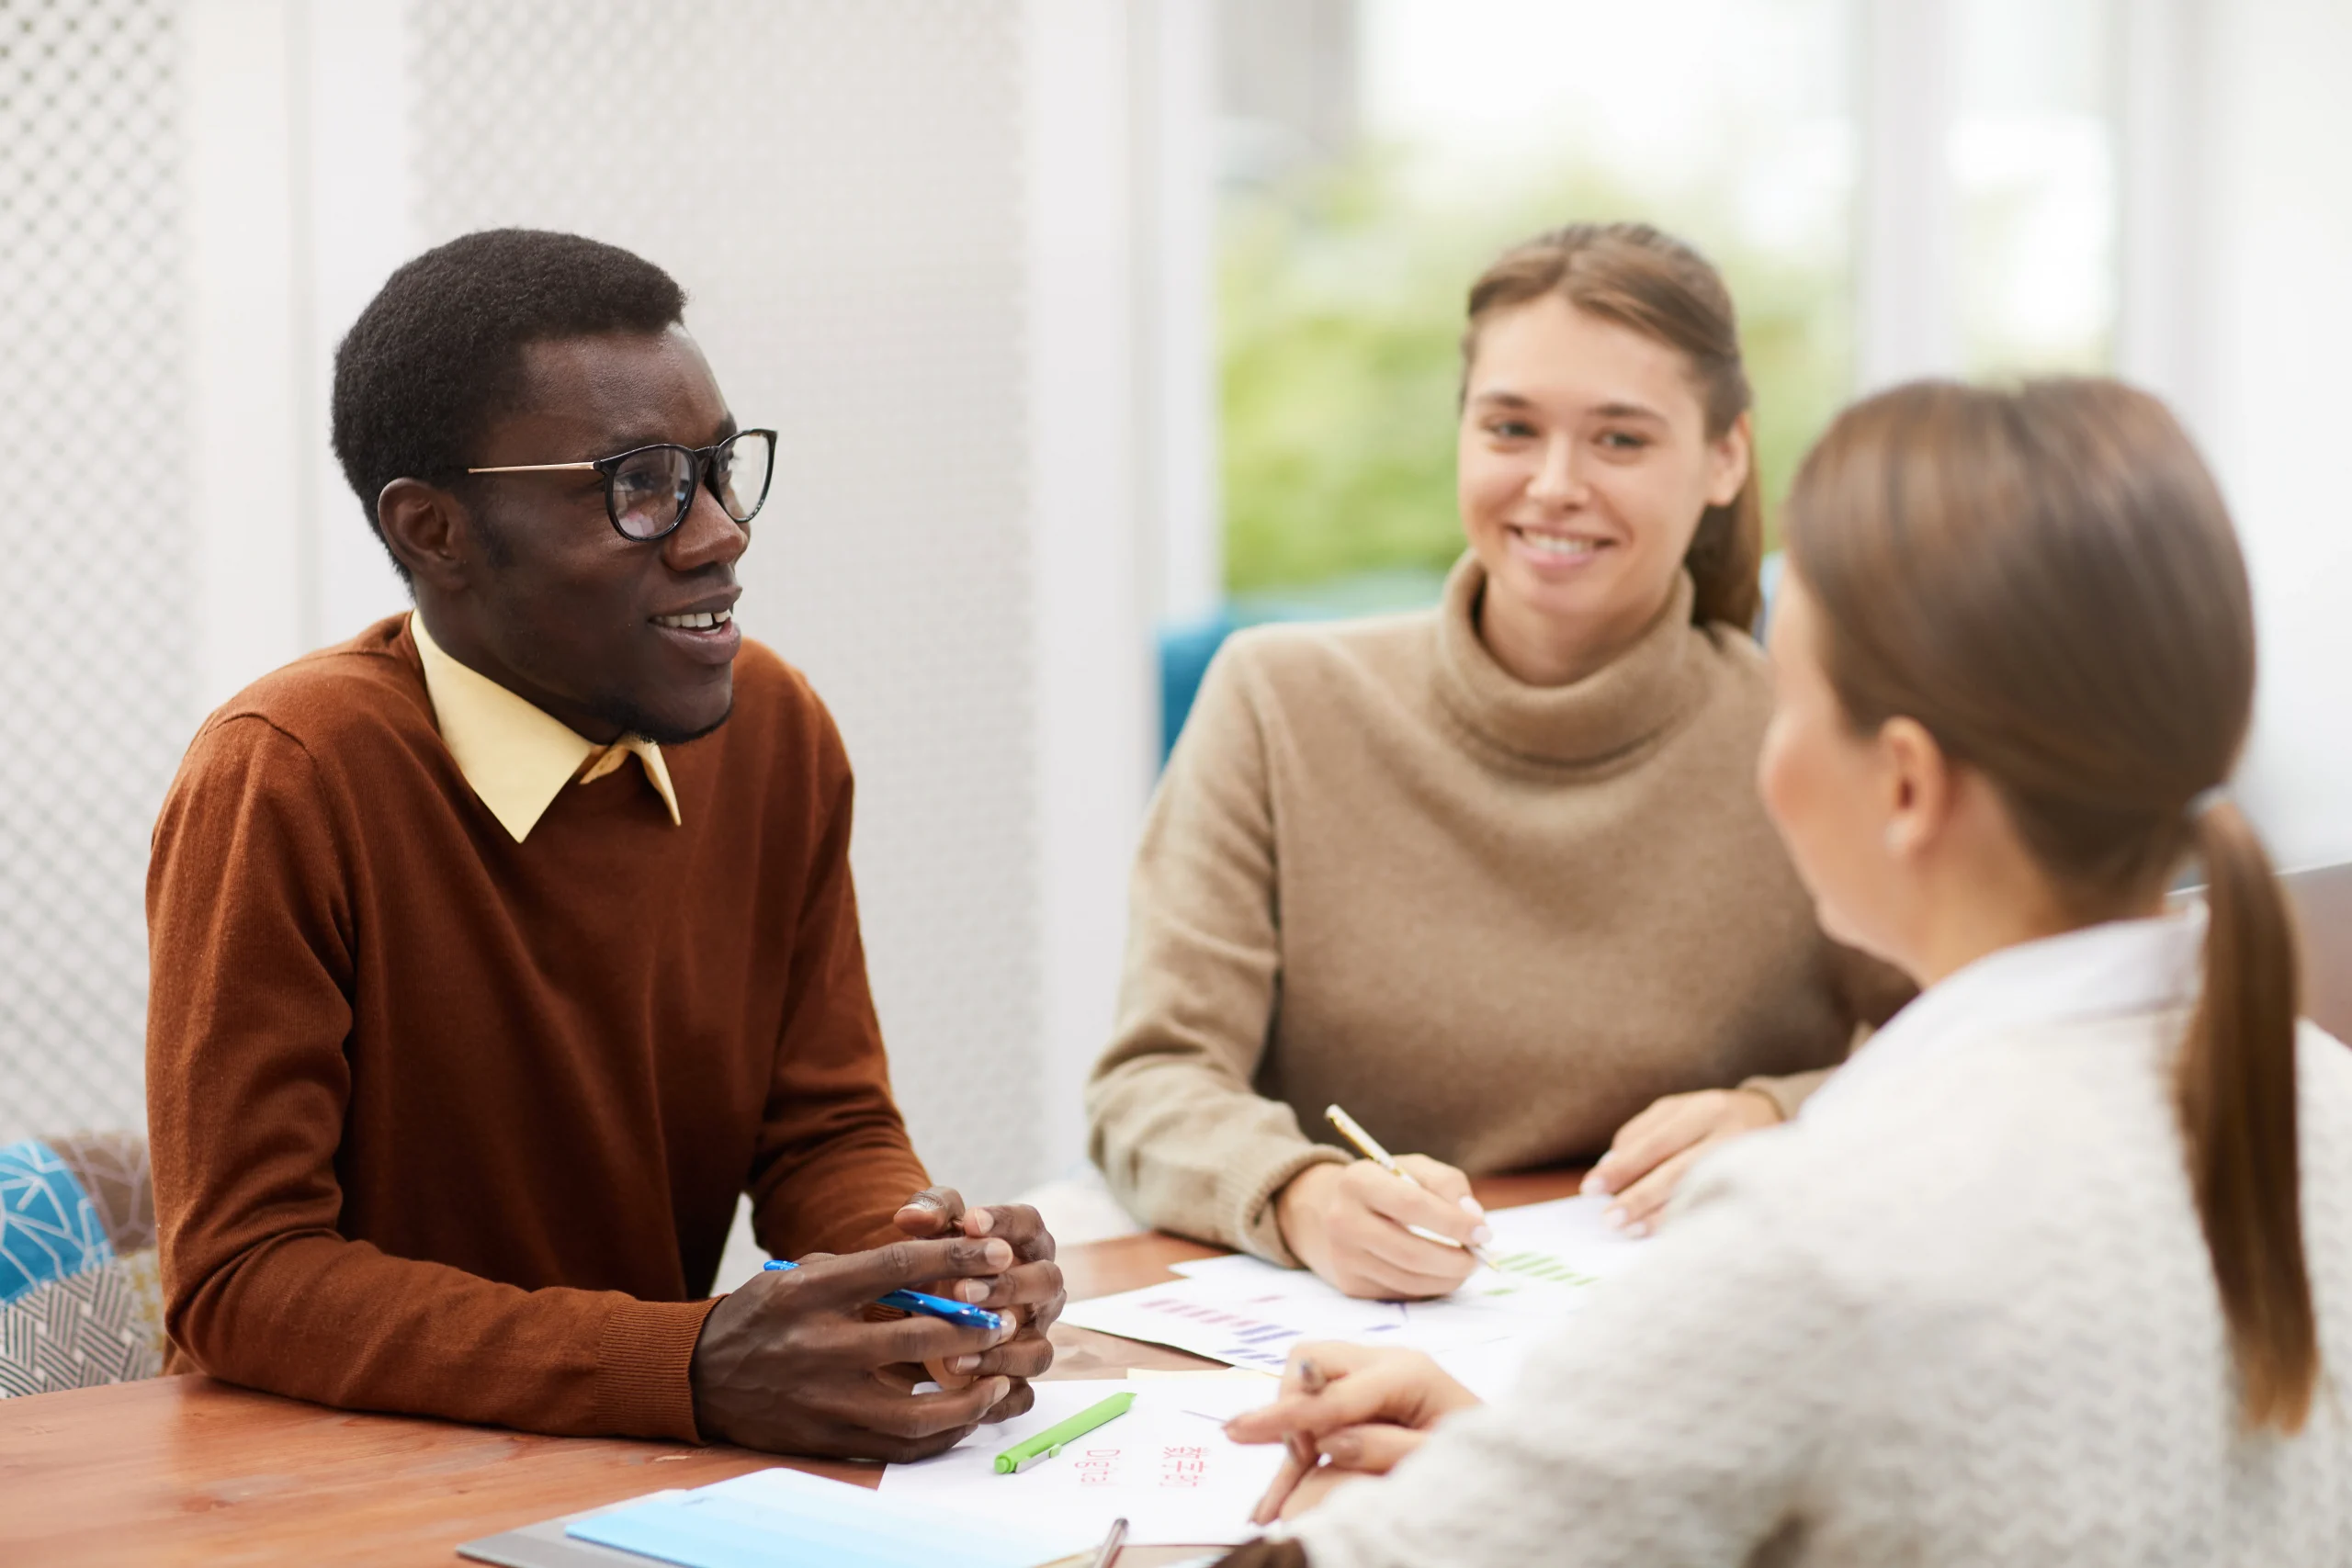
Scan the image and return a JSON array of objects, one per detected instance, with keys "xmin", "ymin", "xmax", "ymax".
[
  {"xmin": 688, "ymin": 1187, "xmax": 1066, "ymax": 1461},
  {"xmin": 679, "ymin": 1172, "xmax": 1454, "ymax": 1517}
]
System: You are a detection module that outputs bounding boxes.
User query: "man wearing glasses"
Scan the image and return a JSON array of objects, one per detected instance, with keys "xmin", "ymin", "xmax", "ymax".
[{"xmin": 143, "ymin": 229, "xmax": 1062, "ymax": 1460}]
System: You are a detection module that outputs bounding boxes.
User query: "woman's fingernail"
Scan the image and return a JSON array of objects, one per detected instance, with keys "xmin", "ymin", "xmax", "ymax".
[
  {"xmin": 1603, "ymin": 1205, "xmax": 1626, "ymax": 1230},
  {"xmin": 1627, "ymin": 1220, "xmax": 1652, "ymax": 1238},
  {"xmin": 967, "ymin": 1209, "xmax": 995, "ymax": 1235},
  {"xmin": 1581, "ymin": 1170, "xmax": 1610, "ymax": 1196},
  {"xmin": 1325, "ymin": 1432, "xmax": 1360, "ymax": 1464},
  {"xmin": 1470, "ymin": 1224, "xmax": 1494, "ymax": 1246},
  {"xmin": 959, "ymin": 1280, "xmax": 989, "ymax": 1303},
  {"xmin": 983, "ymin": 1240, "xmax": 1014, "ymax": 1269},
  {"xmin": 1458, "ymin": 1195, "xmax": 1486, "ymax": 1218},
  {"xmin": 950, "ymin": 1355, "xmax": 980, "ymax": 1373}
]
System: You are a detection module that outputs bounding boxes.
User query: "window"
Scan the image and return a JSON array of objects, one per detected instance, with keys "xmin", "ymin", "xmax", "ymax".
[
  {"xmin": 1216, "ymin": 0, "xmax": 2131, "ymax": 608},
  {"xmin": 1955, "ymin": 0, "xmax": 2119, "ymax": 374},
  {"xmin": 1218, "ymin": 0, "xmax": 1859, "ymax": 606}
]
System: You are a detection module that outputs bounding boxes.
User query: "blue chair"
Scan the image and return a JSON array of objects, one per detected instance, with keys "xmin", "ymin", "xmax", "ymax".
[{"xmin": 1157, "ymin": 609, "xmax": 1238, "ymax": 763}]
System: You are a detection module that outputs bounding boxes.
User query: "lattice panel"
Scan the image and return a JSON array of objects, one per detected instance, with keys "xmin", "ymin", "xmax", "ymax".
[
  {"xmin": 406, "ymin": 0, "xmax": 1046, "ymax": 1199},
  {"xmin": 0, "ymin": 0, "xmax": 187, "ymax": 1145}
]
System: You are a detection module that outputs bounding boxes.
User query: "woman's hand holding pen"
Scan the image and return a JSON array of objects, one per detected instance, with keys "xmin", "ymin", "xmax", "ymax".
[
  {"xmin": 1274, "ymin": 1156, "xmax": 1489, "ymax": 1300},
  {"xmin": 893, "ymin": 1186, "xmax": 1065, "ymax": 1416},
  {"xmin": 1227, "ymin": 1344, "xmax": 1483, "ymax": 1523}
]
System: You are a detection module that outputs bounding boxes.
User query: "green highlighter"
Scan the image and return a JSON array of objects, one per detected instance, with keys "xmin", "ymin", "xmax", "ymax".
[{"xmin": 992, "ymin": 1391, "xmax": 1136, "ymax": 1474}]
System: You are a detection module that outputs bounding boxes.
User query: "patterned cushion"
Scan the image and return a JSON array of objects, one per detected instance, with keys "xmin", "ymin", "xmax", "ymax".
[
  {"xmin": 0, "ymin": 1141, "xmax": 110, "ymax": 1299},
  {"xmin": 0, "ymin": 1136, "xmax": 164, "ymax": 1397}
]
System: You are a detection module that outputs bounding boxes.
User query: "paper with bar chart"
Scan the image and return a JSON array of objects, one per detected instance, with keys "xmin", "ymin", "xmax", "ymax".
[
  {"xmin": 876, "ymin": 1376, "xmax": 1285, "ymax": 1545},
  {"xmin": 1060, "ymin": 1197, "xmax": 1648, "ymax": 1394}
]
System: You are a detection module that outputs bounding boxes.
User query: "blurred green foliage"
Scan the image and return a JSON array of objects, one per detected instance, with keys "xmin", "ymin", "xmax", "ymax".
[{"xmin": 1220, "ymin": 151, "xmax": 1854, "ymax": 596}]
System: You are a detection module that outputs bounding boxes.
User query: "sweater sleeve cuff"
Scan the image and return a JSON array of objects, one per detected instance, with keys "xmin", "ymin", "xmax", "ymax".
[
  {"xmin": 594, "ymin": 1295, "xmax": 723, "ymax": 1442},
  {"xmin": 1222, "ymin": 1143, "xmax": 1351, "ymax": 1267},
  {"xmin": 1738, "ymin": 1066, "xmax": 1835, "ymax": 1122}
]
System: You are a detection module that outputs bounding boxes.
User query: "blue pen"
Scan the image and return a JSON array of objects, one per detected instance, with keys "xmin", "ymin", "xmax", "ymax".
[{"xmin": 762, "ymin": 1258, "xmax": 1007, "ymax": 1332}]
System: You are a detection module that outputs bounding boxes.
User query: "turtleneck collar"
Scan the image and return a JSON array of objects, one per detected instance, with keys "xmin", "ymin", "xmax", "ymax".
[{"xmin": 1429, "ymin": 551, "xmax": 1710, "ymax": 768}]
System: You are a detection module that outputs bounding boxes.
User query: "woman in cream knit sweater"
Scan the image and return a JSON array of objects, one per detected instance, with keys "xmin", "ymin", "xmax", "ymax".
[
  {"xmin": 1214, "ymin": 381, "xmax": 2352, "ymax": 1565},
  {"xmin": 1089, "ymin": 224, "xmax": 1905, "ymax": 1296}
]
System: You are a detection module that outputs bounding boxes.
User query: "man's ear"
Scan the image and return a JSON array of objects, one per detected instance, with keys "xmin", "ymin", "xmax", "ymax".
[
  {"xmin": 377, "ymin": 479, "xmax": 474, "ymax": 594},
  {"xmin": 1877, "ymin": 715, "xmax": 1956, "ymax": 863}
]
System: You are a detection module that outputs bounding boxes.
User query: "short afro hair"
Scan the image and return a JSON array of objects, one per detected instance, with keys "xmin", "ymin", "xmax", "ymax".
[{"xmin": 330, "ymin": 228, "xmax": 687, "ymax": 578}]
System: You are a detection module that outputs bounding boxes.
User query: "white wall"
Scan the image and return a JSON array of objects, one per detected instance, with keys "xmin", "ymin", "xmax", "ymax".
[
  {"xmin": 0, "ymin": 0, "xmax": 194, "ymax": 1144},
  {"xmin": 1133, "ymin": 0, "xmax": 1225, "ymax": 627},
  {"xmin": 302, "ymin": 0, "xmax": 414, "ymax": 644},
  {"xmin": 186, "ymin": 0, "xmax": 311, "ymax": 716},
  {"xmin": 5, "ymin": 0, "xmax": 1171, "ymax": 1189},
  {"xmin": 2189, "ymin": 0, "xmax": 2352, "ymax": 870},
  {"xmin": 1855, "ymin": 0, "xmax": 1959, "ymax": 389},
  {"xmin": 1883, "ymin": 0, "xmax": 2352, "ymax": 873},
  {"xmin": 185, "ymin": 0, "xmax": 413, "ymax": 716},
  {"xmin": 1026, "ymin": 0, "xmax": 1159, "ymax": 1173}
]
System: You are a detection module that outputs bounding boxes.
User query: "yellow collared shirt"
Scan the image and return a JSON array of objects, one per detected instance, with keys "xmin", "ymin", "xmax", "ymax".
[{"xmin": 410, "ymin": 612, "xmax": 682, "ymax": 843}]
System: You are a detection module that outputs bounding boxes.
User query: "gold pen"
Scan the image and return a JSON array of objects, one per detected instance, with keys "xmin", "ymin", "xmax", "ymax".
[{"xmin": 1325, "ymin": 1103, "xmax": 1499, "ymax": 1269}]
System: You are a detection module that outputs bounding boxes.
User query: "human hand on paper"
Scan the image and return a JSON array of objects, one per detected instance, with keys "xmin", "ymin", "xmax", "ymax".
[
  {"xmin": 1581, "ymin": 1086, "xmax": 1782, "ymax": 1235},
  {"xmin": 1274, "ymin": 1156, "xmax": 1487, "ymax": 1300},
  {"xmin": 894, "ymin": 1187, "xmax": 1063, "ymax": 1415},
  {"xmin": 689, "ymin": 1236, "xmax": 1023, "ymax": 1461},
  {"xmin": 1226, "ymin": 1343, "xmax": 1482, "ymax": 1522}
]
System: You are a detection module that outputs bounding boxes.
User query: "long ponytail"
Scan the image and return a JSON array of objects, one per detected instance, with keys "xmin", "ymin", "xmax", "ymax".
[
  {"xmin": 2182, "ymin": 799, "xmax": 2316, "ymax": 1430},
  {"xmin": 1785, "ymin": 379, "xmax": 2318, "ymax": 1433}
]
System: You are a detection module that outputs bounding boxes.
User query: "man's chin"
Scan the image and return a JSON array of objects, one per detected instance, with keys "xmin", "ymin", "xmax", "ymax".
[{"xmin": 596, "ymin": 693, "xmax": 736, "ymax": 748}]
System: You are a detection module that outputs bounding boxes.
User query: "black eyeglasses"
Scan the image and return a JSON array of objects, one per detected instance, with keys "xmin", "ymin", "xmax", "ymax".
[{"xmin": 468, "ymin": 428, "xmax": 777, "ymax": 542}]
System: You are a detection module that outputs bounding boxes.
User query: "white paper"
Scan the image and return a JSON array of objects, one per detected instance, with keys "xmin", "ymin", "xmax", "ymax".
[
  {"xmin": 876, "ymin": 1378, "xmax": 1287, "ymax": 1546},
  {"xmin": 1062, "ymin": 1197, "xmax": 1648, "ymax": 1378},
  {"xmin": 1474, "ymin": 1194, "xmax": 1650, "ymax": 1286}
]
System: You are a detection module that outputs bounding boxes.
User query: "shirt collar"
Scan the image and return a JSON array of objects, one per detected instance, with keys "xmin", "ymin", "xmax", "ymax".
[
  {"xmin": 1802, "ymin": 908, "xmax": 2207, "ymax": 1128},
  {"xmin": 409, "ymin": 611, "xmax": 682, "ymax": 842}
]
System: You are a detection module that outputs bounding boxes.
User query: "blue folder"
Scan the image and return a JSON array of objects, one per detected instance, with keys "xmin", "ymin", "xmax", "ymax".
[{"xmin": 555, "ymin": 1468, "xmax": 1084, "ymax": 1568}]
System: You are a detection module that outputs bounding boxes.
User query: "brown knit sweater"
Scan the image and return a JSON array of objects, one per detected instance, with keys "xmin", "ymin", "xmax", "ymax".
[
  {"xmin": 1088, "ymin": 557, "xmax": 1905, "ymax": 1263},
  {"xmin": 145, "ymin": 615, "xmax": 928, "ymax": 1441}
]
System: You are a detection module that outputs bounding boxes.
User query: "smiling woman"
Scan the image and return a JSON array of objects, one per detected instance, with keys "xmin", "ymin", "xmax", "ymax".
[
  {"xmin": 1088, "ymin": 223, "xmax": 1907, "ymax": 1300},
  {"xmin": 1455, "ymin": 246, "xmax": 1757, "ymax": 687}
]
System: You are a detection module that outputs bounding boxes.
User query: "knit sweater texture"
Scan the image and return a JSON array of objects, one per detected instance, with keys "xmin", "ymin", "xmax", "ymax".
[
  {"xmin": 1290, "ymin": 1001, "xmax": 2352, "ymax": 1565},
  {"xmin": 145, "ymin": 615, "xmax": 927, "ymax": 1442},
  {"xmin": 1089, "ymin": 557, "xmax": 1905, "ymax": 1263}
]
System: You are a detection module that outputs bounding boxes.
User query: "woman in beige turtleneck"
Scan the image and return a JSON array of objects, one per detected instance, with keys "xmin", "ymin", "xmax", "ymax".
[{"xmin": 1086, "ymin": 223, "xmax": 1904, "ymax": 1299}]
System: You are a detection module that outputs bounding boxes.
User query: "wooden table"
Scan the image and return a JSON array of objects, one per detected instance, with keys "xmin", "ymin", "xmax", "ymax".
[{"xmin": 0, "ymin": 1171, "xmax": 1579, "ymax": 1566}]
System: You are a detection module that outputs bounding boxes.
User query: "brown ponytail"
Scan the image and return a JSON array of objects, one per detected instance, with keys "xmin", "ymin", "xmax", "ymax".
[
  {"xmin": 1785, "ymin": 379, "xmax": 2318, "ymax": 1433},
  {"xmin": 2182, "ymin": 798, "xmax": 2315, "ymax": 1429},
  {"xmin": 1463, "ymin": 222, "xmax": 1762, "ymax": 630}
]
